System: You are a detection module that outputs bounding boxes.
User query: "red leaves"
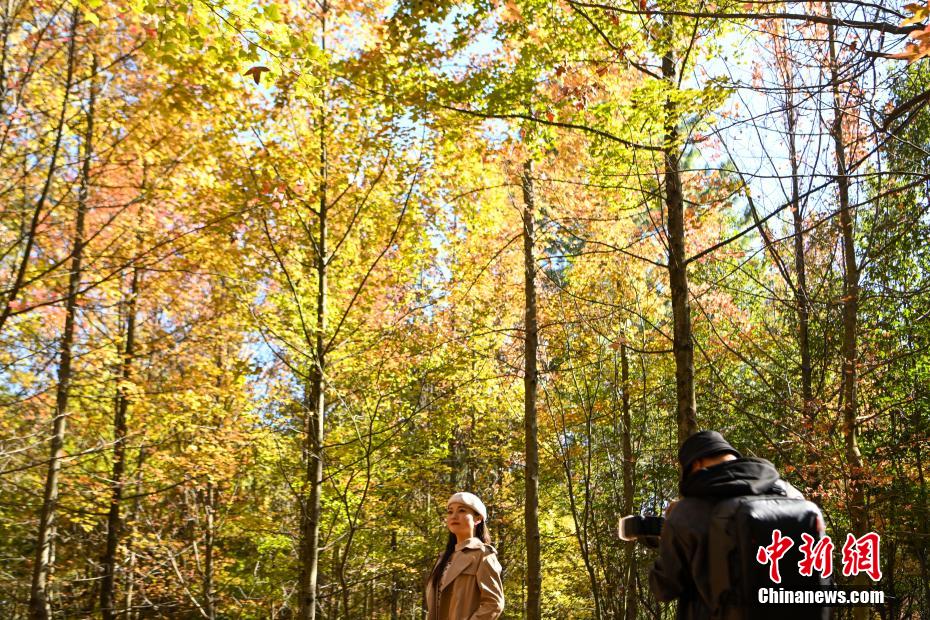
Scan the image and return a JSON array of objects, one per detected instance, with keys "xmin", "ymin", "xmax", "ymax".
[{"xmin": 243, "ymin": 65, "xmax": 270, "ymax": 85}]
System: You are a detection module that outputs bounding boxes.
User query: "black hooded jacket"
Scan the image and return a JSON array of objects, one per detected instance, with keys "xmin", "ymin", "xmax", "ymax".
[{"xmin": 648, "ymin": 458, "xmax": 802, "ymax": 620}]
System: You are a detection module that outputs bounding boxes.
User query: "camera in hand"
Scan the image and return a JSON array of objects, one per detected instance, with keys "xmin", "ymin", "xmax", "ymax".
[{"xmin": 618, "ymin": 515, "xmax": 664, "ymax": 543}]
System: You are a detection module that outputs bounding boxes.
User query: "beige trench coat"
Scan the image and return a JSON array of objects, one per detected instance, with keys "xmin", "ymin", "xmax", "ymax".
[{"xmin": 425, "ymin": 538, "xmax": 505, "ymax": 620}]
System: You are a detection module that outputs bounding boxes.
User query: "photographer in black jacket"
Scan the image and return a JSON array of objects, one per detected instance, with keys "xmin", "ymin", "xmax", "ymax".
[{"xmin": 648, "ymin": 431, "xmax": 809, "ymax": 620}]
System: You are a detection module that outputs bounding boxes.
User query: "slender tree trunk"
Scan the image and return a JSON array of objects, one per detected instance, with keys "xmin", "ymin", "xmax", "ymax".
[
  {"xmin": 521, "ymin": 160, "xmax": 542, "ymax": 620},
  {"xmin": 201, "ymin": 342, "xmax": 232, "ymax": 620},
  {"xmin": 778, "ymin": 49, "xmax": 821, "ymax": 499},
  {"xmin": 785, "ymin": 83, "xmax": 822, "ymax": 496},
  {"xmin": 0, "ymin": 0, "xmax": 13, "ymax": 111},
  {"xmin": 298, "ymin": 179, "xmax": 327, "ymax": 620},
  {"xmin": 620, "ymin": 345, "xmax": 637, "ymax": 620},
  {"xmin": 785, "ymin": 86, "xmax": 813, "ymax": 417},
  {"xmin": 28, "ymin": 28, "xmax": 87, "ymax": 619},
  {"xmin": 582, "ymin": 410, "xmax": 603, "ymax": 620},
  {"xmin": 339, "ymin": 543, "xmax": 351, "ymax": 619},
  {"xmin": 101, "ymin": 264, "xmax": 138, "ymax": 620},
  {"xmin": 1, "ymin": 7, "xmax": 78, "ymax": 336},
  {"xmin": 299, "ymin": 9, "xmax": 328, "ymax": 616},
  {"xmin": 827, "ymin": 18, "xmax": 867, "ymax": 534},
  {"xmin": 826, "ymin": 17, "xmax": 869, "ymax": 620},
  {"xmin": 202, "ymin": 481, "xmax": 216, "ymax": 620},
  {"xmin": 662, "ymin": 50, "xmax": 698, "ymax": 446},
  {"xmin": 390, "ymin": 530, "xmax": 399, "ymax": 620},
  {"xmin": 122, "ymin": 449, "xmax": 144, "ymax": 620},
  {"xmin": 911, "ymin": 408, "xmax": 930, "ymax": 616}
]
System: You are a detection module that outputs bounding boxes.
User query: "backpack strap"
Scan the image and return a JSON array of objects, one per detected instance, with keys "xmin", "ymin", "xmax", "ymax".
[{"xmin": 708, "ymin": 496, "xmax": 745, "ymax": 617}]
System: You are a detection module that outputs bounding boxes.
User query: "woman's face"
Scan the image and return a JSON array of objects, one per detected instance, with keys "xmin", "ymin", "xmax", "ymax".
[{"xmin": 445, "ymin": 502, "xmax": 482, "ymax": 542}]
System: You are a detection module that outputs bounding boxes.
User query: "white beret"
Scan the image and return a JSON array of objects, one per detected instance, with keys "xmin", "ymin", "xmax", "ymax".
[{"xmin": 447, "ymin": 492, "xmax": 487, "ymax": 520}]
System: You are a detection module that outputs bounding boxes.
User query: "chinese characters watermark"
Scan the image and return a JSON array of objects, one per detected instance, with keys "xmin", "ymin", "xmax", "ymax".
[{"xmin": 756, "ymin": 531, "xmax": 882, "ymax": 583}]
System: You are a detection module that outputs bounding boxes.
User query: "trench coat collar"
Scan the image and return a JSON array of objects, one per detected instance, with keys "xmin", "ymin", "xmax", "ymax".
[{"xmin": 439, "ymin": 537, "xmax": 483, "ymax": 591}]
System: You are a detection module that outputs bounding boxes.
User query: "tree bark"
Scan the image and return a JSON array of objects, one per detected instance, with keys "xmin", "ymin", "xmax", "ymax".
[
  {"xmin": 0, "ymin": 0, "xmax": 14, "ymax": 111},
  {"xmin": 662, "ymin": 49, "xmax": 698, "ymax": 446},
  {"xmin": 775, "ymin": 37, "xmax": 820, "ymax": 497},
  {"xmin": 390, "ymin": 530, "xmax": 399, "ymax": 620},
  {"xmin": 101, "ymin": 263, "xmax": 138, "ymax": 620},
  {"xmin": 28, "ymin": 25, "xmax": 87, "ymax": 618},
  {"xmin": 202, "ymin": 481, "xmax": 216, "ymax": 620},
  {"xmin": 784, "ymin": 79, "xmax": 813, "ymax": 418},
  {"xmin": 122, "ymin": 448, "xmax": 145, "ymax": 620},
  {"xmin": 827, "ymin": 16, "xmax": 869, "ymax": 619},
  {"xmin": 521, "ymin": 160, "xmax": 542, "ymax": 620},
  {"xmin": 827, "ymin": 17, "xmax": 867, "ymax": 534},
  {"xmin": 299, "ymin": 9, "xmax": 328, "ymax": 616},
  {"xmin": 298, "ymin": 163, "xmax": 327, "ymax": 620},
  {"xmin": 620, "ymin": 344, "xmax": 637, "ymax": 620},
  {"xmin": 786, "ymin": 119, "xmax": 821, "ymax": 472},
  {"xmin": 913, "ymin": 414, "xmax": 930, "ymax": 617}
]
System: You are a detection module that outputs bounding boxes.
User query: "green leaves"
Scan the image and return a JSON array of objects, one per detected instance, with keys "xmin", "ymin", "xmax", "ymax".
[{"xmin": 263, "ymin": 3, "xmax": 282, "ymax": 22}]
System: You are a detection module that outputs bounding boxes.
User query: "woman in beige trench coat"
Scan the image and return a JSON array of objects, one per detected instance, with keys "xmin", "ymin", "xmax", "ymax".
[{"xmin": 425, "ymin": 492, "xmax": 505, "ymax": 620}]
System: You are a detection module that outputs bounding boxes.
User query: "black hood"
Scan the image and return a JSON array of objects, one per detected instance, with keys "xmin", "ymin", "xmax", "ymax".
[{"xmin": 679, "ymin": 457, "xmax": 781, "ymax": 498}]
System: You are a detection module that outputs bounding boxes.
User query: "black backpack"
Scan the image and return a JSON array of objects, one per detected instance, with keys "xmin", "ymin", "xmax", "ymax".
[{"xmin": 707, "ymin": 488, "xmax": 830, "ymax": 620}]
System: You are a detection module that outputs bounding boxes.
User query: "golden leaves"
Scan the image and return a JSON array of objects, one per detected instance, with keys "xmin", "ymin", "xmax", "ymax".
[{"xmin": 889, "ymin": 1, "xmax": 930, "ymax": 62}]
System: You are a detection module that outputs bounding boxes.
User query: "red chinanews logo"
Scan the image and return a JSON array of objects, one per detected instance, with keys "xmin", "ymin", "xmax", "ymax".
[{"xmin": 756, "ymin": 531, "xmax": 882, "ymax": 582}]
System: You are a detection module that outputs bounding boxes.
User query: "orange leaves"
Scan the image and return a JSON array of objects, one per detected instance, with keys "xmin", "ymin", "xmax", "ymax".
[
  {"xmin": 887, "ymin": 33, "xmax": 930, "ymax": 62},
  {"xmin": 888, "ymin": 1, "xmax": 930, "ymax": 62},
  {"xmin": 500, "ymin": 0, "xmax": 523, "ymax": 24},
  {"xmin": 901, "ymin": 1, "xmax": 930, "ymax": 27}
]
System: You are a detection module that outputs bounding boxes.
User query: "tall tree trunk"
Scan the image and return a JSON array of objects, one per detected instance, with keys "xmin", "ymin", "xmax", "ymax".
[
  {"xmin": 1, "ymin": 7, "xmax": 78, "ymax": 336},
  {"xmin": 201, "ymin": 343, "xmax": 231, "ymax": 620},
  {"xmin": 339, "ymin": 544, "xmax": 351, "ymax": 619},
  {"xmin": 202, "ymin": 481, "xmax": 216, "ymax": 620},
  {"xmin": 28, "ymin": 29, "xmax": 88, "ymax": 619},
  {"xmin": 122, "ymin": 448, "xmax": 145, "ymax": 620},
  {"xmin": 620, "ymin": 345, "xmax": 637, "ymax": 620},
  {"xmin": 0, "ymin": 0, "xmax": 14, "ymax": 111},
  {"xmin": 913, "ymin": 422, "xmax": 930, "ymax": 616},
  {"xmin": 582, "ymin": 408, "xmax": 603, "ymax": 620},
  {"xmin": 827, "ymin": 18, "xmax": 867, "ymax": 534},
  {"xmin": 778, "ymin": 44, "xmax": 820, "ymax": 498},
  {"xmin": 662, "ymin": 49, "xmax": 698, "ymax": 446},
  {"xmin": 785, "ymin": 82, "xmax": 813, "ymax": 418},
  {"xmin": 101, "ymin": 263, "xmax": 138, "ymax": 620},
  {"xmin": 521, "ymin": 160, "xmax": 542, "ymax": 620},
  {"xmin": 827, "ymin": 17, "xmax": 869, "ymax": 619},
  {"xmin": 908, "ymin": 324, "xmax": 930, "ymax": 618},
  {"xmin": 299, "ymin": 9, "xmax": 328, "ymax": 616},
  {"xmin": 390, "ymin": 530, "xmax": 399, "ymax": 620}
]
